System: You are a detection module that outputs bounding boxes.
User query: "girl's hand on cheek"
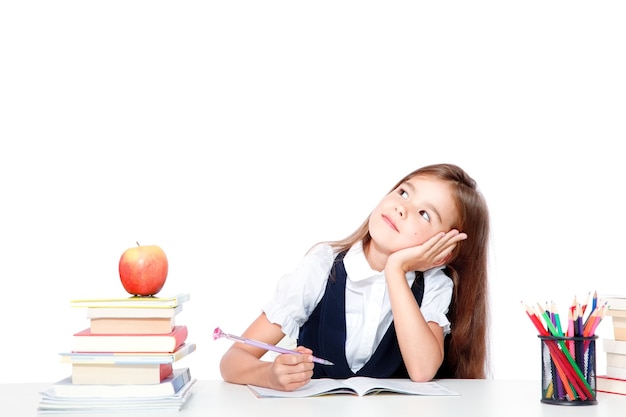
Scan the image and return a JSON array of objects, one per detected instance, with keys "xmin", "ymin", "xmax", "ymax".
[
  {"xmin": 267, "ymin": 346, "xmax": 315, "ymax": 392},
  {"xmin": 386, "ymin": 229, "xmax": 467, "ymax": 273}
]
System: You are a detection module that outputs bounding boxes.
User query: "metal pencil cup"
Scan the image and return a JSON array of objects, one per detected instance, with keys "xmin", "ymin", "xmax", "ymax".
[{"xmin": 539, "ymin": 335, "xmax": 597, "ymax": 405}]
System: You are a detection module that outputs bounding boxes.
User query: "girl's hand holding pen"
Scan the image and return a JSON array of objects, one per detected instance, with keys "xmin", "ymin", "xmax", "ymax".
[
  {"xmin": 214, "ymin": 327, "xmax": 319, "ymax": 392},
  {"xmin": 267, "ymin": 345, "xmax": 315, "ymax": 391}
]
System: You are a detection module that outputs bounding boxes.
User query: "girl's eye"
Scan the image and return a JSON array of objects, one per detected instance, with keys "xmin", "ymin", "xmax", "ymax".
[
  {"xmin": 399, "ymin": 189, "xmax": 409, "ymax": 199},
  {"xmin": 419, "ymin": 210, "xmax": 431, "ymax": 222}
]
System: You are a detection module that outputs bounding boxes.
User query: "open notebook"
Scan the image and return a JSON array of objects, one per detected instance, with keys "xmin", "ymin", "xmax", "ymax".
[{"xmin": 247, "ymin": 377, "xmax": 459, "ymax": 398}]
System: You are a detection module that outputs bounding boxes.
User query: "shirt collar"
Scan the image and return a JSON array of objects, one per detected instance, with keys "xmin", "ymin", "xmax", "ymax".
[{"xmin": 344, "ymin": 241, "xmax": 380, "ymax": 282}]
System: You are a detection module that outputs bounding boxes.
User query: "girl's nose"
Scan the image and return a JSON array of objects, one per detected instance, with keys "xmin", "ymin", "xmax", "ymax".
[{"xmin": 395, "ymin": 204, "xmax": 406, "ymax": 218}]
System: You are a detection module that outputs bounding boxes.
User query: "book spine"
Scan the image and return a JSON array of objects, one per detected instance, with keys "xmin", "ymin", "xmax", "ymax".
[
  {"xmin": 173, "ymin": 325, "xmax": 189, "ymax": 350},
  {"xmin": 607, "ymin": 366, "xmax": 626, "ymax": 380},
  {"xmin": 171, "ymin": 368, "xmax": 191, "ymax": 393},
  {"xmin": 87, "ymin": 306, "xmax": 181, "ymax": 319},
  {"xmin": 160, "ymin": 363, "xmax": 173, "ymax": 381},
  {"xmin": 603, "ymin": 339, "xmax": 626, "ymax": 355}
]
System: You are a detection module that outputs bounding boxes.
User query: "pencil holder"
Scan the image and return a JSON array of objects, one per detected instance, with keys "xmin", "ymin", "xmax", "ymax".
[{"xmin": 539, "ymin": 335, "xmax": 597, "ymax": 405}]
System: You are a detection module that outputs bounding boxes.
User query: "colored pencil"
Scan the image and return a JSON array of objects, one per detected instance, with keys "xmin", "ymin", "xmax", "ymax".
[
  {"xmin": 523, "ymin": 303, "xmax": 584, "ymax": 400},
  {"xmin": 523, "ymin": 292, "xmax": 606, "ymax": 403}
]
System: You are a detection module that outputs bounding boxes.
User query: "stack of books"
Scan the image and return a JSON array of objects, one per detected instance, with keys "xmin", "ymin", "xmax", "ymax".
[
  {"xmin": 38, "ymin": 293, "xmax": 197, "ymax": 413},
  {"xmin": 598, "ymin": 294, "xmax": 626, "ymax": 396}
]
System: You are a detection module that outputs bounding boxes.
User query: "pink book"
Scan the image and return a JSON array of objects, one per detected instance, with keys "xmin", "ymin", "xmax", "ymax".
[{"xmin": 72, "ymin": 325, "xmax": 188, "ymax": 353}]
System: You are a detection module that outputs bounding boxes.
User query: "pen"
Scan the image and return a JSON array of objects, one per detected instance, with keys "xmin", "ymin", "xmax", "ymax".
[{"xmin": 213, "ymin": 327, "xmax": 334, "ymax": 366}]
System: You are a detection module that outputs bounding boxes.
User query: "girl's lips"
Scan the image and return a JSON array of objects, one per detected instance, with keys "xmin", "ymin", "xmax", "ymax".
[{"xmin": 382, "ymin": 215, "xmax": 399, "ymax": 232}]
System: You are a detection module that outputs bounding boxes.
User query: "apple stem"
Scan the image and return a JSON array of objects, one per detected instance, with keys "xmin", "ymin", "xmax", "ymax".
[{"xmin": 136, "ymin": 241, "xmax": 140, "ymax": 246}]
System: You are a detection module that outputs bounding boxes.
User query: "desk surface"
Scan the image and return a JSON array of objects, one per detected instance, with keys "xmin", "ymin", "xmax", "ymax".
[{"xmin": 3, "ymin": 379, "xmax": 624, "ymax": 417}]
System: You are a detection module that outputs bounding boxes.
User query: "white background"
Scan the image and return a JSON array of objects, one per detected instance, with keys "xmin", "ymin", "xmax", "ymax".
[{"xmin": 1, "ymin": 1, "xmax": 625, "ymax": 384}]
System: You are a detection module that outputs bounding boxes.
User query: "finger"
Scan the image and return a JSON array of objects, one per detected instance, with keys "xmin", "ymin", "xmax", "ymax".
[
  {"xmin": 434, "ymin": 250, "xmax": 453, "ymax": 266},
  {"xmin": 275, "ymin": 351, "xmax": 313, "ymax": 366},
  {"xmin": 270, "ymin": 363, "xmax": 314, "ymax": 391},
  {"xmin": 433, "ymin": 231, "xmax": 466, "ymax": 252},
  {"xmin": 294, "ymin": 346, "xmax": 313, "ymax": 355},
  {"xmin": 416, "ymin": 232, "xmax": 447, "ymax": 257},
  {"xmin": 446, "ymin": 230, "xmax": 467, "ymax": 242},
  {"xmin": 426, "ymin": 232, "xmax": 458, "ymax": 255},
  {"xmin": 280, "ymin": 371, "xmax": 314, "ymax": 391},
  {"xmin": 434, "ymin": 233, "xmax": 467, "ymax": 264}
]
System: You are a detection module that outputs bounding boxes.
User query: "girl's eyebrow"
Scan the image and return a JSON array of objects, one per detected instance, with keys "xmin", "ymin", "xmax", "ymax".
[{"xmin": 402, "ymin": 181, "xmax": 444, "ymax": 224}]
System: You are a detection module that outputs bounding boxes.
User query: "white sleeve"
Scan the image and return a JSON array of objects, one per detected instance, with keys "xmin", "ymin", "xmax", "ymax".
[
  {"xmin": 420, "ymin": 267, "xmax": 454, "ymax": 335},
  {"xmin": 262, "ymin": 243, "xmax": 335, "ymax": 339}
]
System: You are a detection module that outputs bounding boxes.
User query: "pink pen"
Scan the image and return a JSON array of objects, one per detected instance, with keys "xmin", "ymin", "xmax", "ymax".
[{"xmin": 213, "ymin": 327, "xmax": 334, "ymax": 366}]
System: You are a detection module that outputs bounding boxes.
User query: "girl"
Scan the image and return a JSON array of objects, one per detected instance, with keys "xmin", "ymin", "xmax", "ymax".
[{"xmin": 220, "ymin": 163, "xmax": 490, "ymax": 391}]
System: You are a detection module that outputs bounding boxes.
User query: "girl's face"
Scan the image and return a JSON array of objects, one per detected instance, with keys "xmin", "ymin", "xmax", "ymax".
[{"xmin": 368, "ymin": 175, "xmax": 459, "ymax": 255}]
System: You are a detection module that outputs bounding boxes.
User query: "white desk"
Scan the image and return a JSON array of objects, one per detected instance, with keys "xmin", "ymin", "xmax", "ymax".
[{"xmin": 2, "ymin": 379, "xmax": 624, "ymax": 417}]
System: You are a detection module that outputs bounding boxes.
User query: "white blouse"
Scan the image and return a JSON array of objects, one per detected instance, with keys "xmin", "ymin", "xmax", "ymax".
[{"xmin": 263, "ymin": 241, "xmax": 453, "ymax": 373}]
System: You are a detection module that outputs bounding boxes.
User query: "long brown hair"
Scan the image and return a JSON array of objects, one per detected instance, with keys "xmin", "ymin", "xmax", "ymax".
[{"xmin": 325, "ymin": 163, "xmax": 490, "ymax": 379}]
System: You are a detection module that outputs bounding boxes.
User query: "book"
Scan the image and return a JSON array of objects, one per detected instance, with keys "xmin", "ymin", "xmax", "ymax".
[
  {"xmin": 607, "ymin": 308, "xmax": 626, "ymax": 319},
  {"xmin": 600, "ymin": 294, "xmax": 626, "ymax": 311},
  {"xmin": 71, "ymin": 362, "xmax": 173, "ymax": 384},
  {"xmin": 38, "ymin": 384, "xmax": 195, "ymax": 414},
  {"xmin": 596, "ymin": 375, "xmax": 626, "ymax": 395},
  {"xmin": 607, "ymin": 366, "xmax": 626, "ymax": 380},
  {"xmin": 71, "ymin": 293, "xmax": 190, "ymax": 309},
  {"xmin": 72, "ymin": 325, "xmax": 188, "ymax": 353},
  {"xmin": 607, "ymin": 351, "xmax": 626, "ymax": 368},
  {"xmin": 38, "ymin": 378, "xmax": 196, "ymax": 414},
  {"xmin": 611, "ymin": 315, "xmax": 626, "ymax": 341},
  {"xmin": 41, "ymin": 367, "xmax": 194, "ymax": 399},
  {"xmin": 38, "ymin": 391, "xmax": 194, "ymax": 415},
  {"xmin": 247, "ymin": 377, "xmax": 459, "ymax": 398},
  {"xmin": 603, "ymin": 338, "xmax": 626, "ymax": 355},
  {"xmin": 60, "ymin": 342, "xmax": 196, "ymax": 364},
  {"xmin": 89, "ymin": 316, "xmax": 176, "ymax": 334},
  {"xmin": 86, "ymin": 305, "xmax": 182, "ymax": 319}
]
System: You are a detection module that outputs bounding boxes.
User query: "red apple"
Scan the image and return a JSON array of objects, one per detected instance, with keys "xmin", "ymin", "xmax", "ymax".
[{"xmin": 119, "ymin": 243, "xmax": 168, "ymax": 296}]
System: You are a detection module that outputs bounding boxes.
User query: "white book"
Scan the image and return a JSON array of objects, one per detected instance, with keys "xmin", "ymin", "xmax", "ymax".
[
  {"xmin": 38, "ymin": 377, "xmax": 196, "ymax": 414},
  {"xmin": 599, "ymin": 294, "xmax": 626, "ymax": 311},
  {"xmin": 60, "ymin": 342, "xmax": 196, "ymax": 364},
  {"xmin": 596, "ymin": 375, "xmax": 626, "ymax": 395},
  {"xmin": 71, "ymin": 293, "xmax": 190, "ymax": 309},
  {"xmin": 87, "ymin": 305, "xmax": 182, "ymax": 319},
  {"xmin": 603, "ymin": 338, "xmax": 626, "ymax": 355},
  {"xmin": 46, "ymin": 367, "xmax": 193, "ymax": 398},
  {"xmin": 247, "ymin": 377, "xmax": 459, "ymax": 398},
  {"xmin": 606, "ymin": 366, "xmax": 626, "ymax": 380},
  {"xmin": 607, "ymin": 352, "xmax": 626, "ymax": 368}
]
